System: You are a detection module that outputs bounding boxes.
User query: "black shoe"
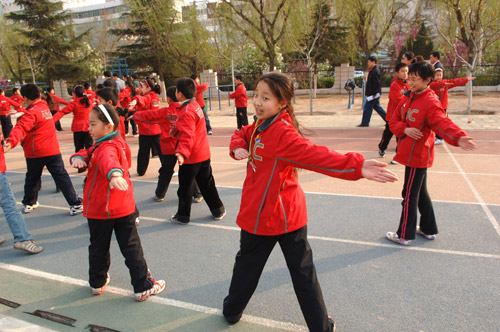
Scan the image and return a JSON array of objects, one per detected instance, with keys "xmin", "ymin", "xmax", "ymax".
[
  {"xmin": 170, "ymin": 214, "xmax": 189, "ymax": 225},
  {"xmin": 356, "ymin": 124, "xmax": 369, "ymax": 127},
  {"xmin": 378, "ymin": 149, "xmax": 385, "ymax": 157},
  {"xmin": 224, "ymin": 312, "xmax": 242, "ymax": 324}
]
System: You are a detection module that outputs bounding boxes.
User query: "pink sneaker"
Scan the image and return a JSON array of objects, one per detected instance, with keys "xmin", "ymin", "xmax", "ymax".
[
  {"xmin": 91, "ymin": 274, "xmax": 111, "ymax": 295},
  {"xmin": 135, "ymin": 279, "xmax": 165, "ymax": 302}
]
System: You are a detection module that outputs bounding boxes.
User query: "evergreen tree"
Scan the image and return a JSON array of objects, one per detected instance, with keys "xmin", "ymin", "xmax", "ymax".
[
  {"xmin": 401, "ymin": 19, "xmax": 434, "ymax": 60},
  {"xmin": 6, "ymin": 0, "xmax": 91, "ymax": 84}
]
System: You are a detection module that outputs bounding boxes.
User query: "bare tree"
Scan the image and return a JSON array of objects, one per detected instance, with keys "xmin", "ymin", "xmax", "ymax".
[
  {"xmin": 434, "ymin": 0, "xmax": 500, "ymax": 113},
  {"xmin": 218, "ymin": 0, "xmax": 291, "ymax": 71}
]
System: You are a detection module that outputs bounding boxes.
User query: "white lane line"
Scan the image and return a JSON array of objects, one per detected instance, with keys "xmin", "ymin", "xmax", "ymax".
[
  {"xmin": 443, "ymin": 144, "xmax": 500, "ymax": 238},
  {"xmin": 0, "ymin": 263, "xmax": 305, "ymax": 332},
  {"xmin": 22, "ymin": 201, "xmax": 498, "ymax": 260}
]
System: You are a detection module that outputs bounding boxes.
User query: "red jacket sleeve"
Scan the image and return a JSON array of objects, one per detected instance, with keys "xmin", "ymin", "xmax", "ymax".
[
  {"xmin": 70, "ymin": 148, "xmax": 92, "ymax": 165},
  {"xmin": 53, "ymin": 102, "xmax": 76, "ymax": 122},
  {"xmin": 7, "ymin": 98, "xmax": 22, "ymax": 109},
  {"xmin": 389, "ymin": 97, "xmax": 408, "ymax": 138},
  {"xmin": 276, "ymin": 124, "xmax": 365, "ymax": 180},
  {"xmin": 447, "ymin": 77, "xmax": 469, "ymax": 89},
  {"xmin": 133, "ymin": 108, "xmax": 166, "ymax": 123},
  {"xmin": 388, "ymin": 83, "xmax": 404, "ymax": 107},
  {"xmin": 229, "ymin": 124, "xmax": 253, "ymax": 158},
  {"xmin": 95, "ymin": 144, "xmax": 126, "ymax": 180},
  {"xmin": 230, "ymin": 85, "xmax": 242, "ymax": 99},
  {"xmin": 6, "ymin": 111, "xmax": 38, "ymax": 148},
  {"xmin": 52, "ymin": 94, "xmax": 69, "ymax": 105},
  {"xmin": 197, "ymin": 83, "xmax": 209, "ymax": 93},
  {"xmin": 426, "ymin": 103, "xmax": 466, "ymax": 146},
  {"xmin": 133, "ymin": 95, "xmax": 149, "ymax": 108}
]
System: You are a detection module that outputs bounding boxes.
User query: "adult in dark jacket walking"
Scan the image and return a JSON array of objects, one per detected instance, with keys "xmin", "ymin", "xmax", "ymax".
[{"xmin": 358, "ymin": 56, "xmax": 386, "ymax": 127}]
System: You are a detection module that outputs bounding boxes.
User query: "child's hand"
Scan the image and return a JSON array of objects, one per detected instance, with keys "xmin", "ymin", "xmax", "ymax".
[
  {"xmin": 468, "ymin": 76, "xmax": 476, "ymax": 81},
  {"xmin": 404, "ymin": 127, "xmax": 423, "ymax": 140},
  {"xmin": 361, "ymin": 159, "xmax": 399, "ymax": 183},
  {"xmin": 233, "ymin": 148, "xmax": 250, "ymax": 160},
  {"xmin": 109, "ymin": 176, "xmax": 128, "ymax": 191},
  {"xmin": 176, "ymin": 153, "xmax": 185, "ymax": 166},
  {"xmin": 128, "ymin": 99, "xmax": 137, "ymax": 110},
  {"xmin": 71, "ymin": 158, "xmax": 87, "ymax": 169},
  {"xmin": 458, "ymin": 136, "xmax": 476, "ymax": 150},
  {"xmin": 3, "ymin": 143, "xmax": 12, "ymax": 153}
]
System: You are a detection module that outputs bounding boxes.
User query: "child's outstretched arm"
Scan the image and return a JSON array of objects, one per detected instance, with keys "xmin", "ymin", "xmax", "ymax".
[
  {"xmin": 109, "ymin": 172, "xmax": 128, "ymax": 191},
  {"xmin": 458, "ymin": 136, "xmax": 476, "ymax": 150},
  {"xmin": 361, "ymin": 160, "xmax": 398, "ymax": 183}
]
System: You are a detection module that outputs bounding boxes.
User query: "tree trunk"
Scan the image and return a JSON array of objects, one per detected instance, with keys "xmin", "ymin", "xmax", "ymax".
[{"xmin": 308, "ymin": 58, "xmax": 313, "ymax": 115}]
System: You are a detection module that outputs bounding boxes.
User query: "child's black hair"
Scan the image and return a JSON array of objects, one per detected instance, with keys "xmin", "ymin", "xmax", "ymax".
[
  {"xmin": 395, "ymin": 63, "xmax": 408, "ymax": 72},
  {"xmin": 92, "ymin": 104, "xmax": 120, "ymax": 131},
  {"xmin": 20, "ymin": 84, "xmax": 41, "ymax": 101},
  {"xmin": 43, "ymin": 91, "xmax": 55, "ymax": 109},
  {"xmin": 189, "ymin": 74, "xmax": 198, "ymax": 80},
  {"xmin": 142, "ymin": 78, "xmax": 161, "ymax": 94},
  {"xmin": 12, "ymin": 87, "xmax": 19, "ymax": 93},
  {"xmin": 166, "ymin": 86, "xmax": 178, "ymax": 102},
  {"xmin": 235, "ymin": 74, "xmax": 242, "ymax": 81},
  {"xmin": 102, "ymin": 80, "xmax": 114, "ymax": 88},
  {"xmin": 83, "ymin": 82, "xmax": 91, "ymax": 89},
  {"xmin": 408, "ymin": 61, "xmax": 435, "ymax": 82},
  {"xmin": 125, "ymin": 80, "xmax": 136, "ymax": 97},
  {"xmin": 73, "ymin": 85, "xmax": 91, "ymax": 107},
  {"xmin": 96, "ymin": 83, "xmax": 104, "ymax": 90},
  {"xmin": 368, "ymin": 56, "xmax": 377, "ymax": 63},
  {"xmin": 0, "ymin": 88, "xmax": 3, "ymax": 95},
  {"xmin": 403, "ymin": 51, "xmax": 414, "ymax": 61},
  {"xmin": 176, "ymin": 77, "xmax": 196, "ymax": 99},
  {"xmin": 96, "ymin": 87, "xmax": 118, "ymax": 106},
  {"xmin": 430, "ymin": 51, "xmax": 440, "ymax": 60}
]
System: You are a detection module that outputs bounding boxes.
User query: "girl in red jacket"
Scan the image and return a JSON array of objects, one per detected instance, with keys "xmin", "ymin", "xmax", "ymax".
[
  {"xmin": 224, "ymin": 72, "xmax": 398, "ymax": 331},
  {"xmin": 53, "ymin": 85, "xmax": 93, "ymax": 155},
  {"xmin": 0, "ymin": 88, "xmax": 21, "ymax": 140},
  {"xmin": 70, "ymin": 104, "xmax": 165, "ymax": 301},
  {"xmin": 47, "ymin": 87, "xmax": 69, "ymax": 131},
  {"xmin": 128, "ymin": 78, "xmax": 161, "ymax": 176},
  {"xmin": 388, "ymin": 62, "xmax": 476, "ymax": 246},
  {"xmin": 120, "ymin": 80, "xmax": 138, "ymax": 136}
]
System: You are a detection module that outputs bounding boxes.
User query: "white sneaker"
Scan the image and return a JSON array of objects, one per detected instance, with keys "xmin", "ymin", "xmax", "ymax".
[
  {"xmin": 13, "ymin": 240, "xmax": 43, "ymax": 254},
  {"xmin": 23, "ymin": 201, "xmax": 39, "ymax": 214},
  {"xmin": 91, "ymin": 273, "xmax": 111, "ymax": 295},
  {"xmin": 135, "ymin": 279, "xmax": 166, "ymax": 301},
  {"xmin": 69, "ymin": 204, "xmax": 83, "ymax": 216}
]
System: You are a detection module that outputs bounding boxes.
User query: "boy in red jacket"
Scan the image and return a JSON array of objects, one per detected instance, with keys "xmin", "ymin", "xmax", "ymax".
[
  {"xmin": 378, "ymin": 63, "xmax": 409, "ymax": 159},
  {"xmin": 229, "ymin": 75, "xmax": 249, "ymax": 130},
  {"xmin": 10, "ymin": 88, "xmax": 24, "ymax": 111},
  {"xmin": 388, "ymin": 61, "xmax": 476, "ymax": 245},
  {"xmin": 4, "ymin": 84, "xmax": 83, "ymax": 215},
  {"xmin": 170, "ymin": 77, "xmax": 225, "ymax": 224},
  {"xmin": 430, "ymin": 68, "xmax": 475, "ymax": 144},
  {"xmin": 190, "ymin": 74, "xmax": 212, "ymax": 134}
]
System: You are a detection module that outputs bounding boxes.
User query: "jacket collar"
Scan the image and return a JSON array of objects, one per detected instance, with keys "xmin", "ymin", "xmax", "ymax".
[
  {"xmin": 178, "ymin": 98, "xmax": 195, "ymax": 109},
  {"xmin": 256, "ymin": 110, "xmax": 286, "ymax": 133}
]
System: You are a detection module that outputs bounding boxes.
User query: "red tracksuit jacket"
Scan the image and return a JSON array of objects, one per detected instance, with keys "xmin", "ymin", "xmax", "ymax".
[
  {"xmin": 85, "ymin": 89, "xmax": 98, "ymax": 106},
  {"xmin": 389, "ymin": 88, "xmax": 467, "ymax": 168},
  {"xmin": 119, "ymin": 87, "xmax": 132, "ymax": 109},
  {"xmin": 7, "ymin": 99, "xmax": 61, "ymax": 158},
  {"xmin": 49, "ymin": 93, "xmax": 69, "ymax": 111},
  {"xmin": 10, "ymin": 95, "xmax": 24, "ymax": 111},
  {"xmin": 229, "ymin": 111, "xmax": 365, "ymax": 235},
  {"xmin": 0, "ymin": 95, "xmax": 22, "ymax": 116},
  {"xmin": 430, "ymin": 78, "xmax": 468, "ymax": 110},
  {"xmin": 134, "ymin": 102, "xmax": 180, "ymax": 155},
  {"xmin": 132, "ymin": 92, "xmax": 161, "ymax": 135},
  {"xmin": 52, "ymin": 97, "xmax": 92, "ymax": 132},
  {"xmin": 229, "ymin": 83, "xmax": 248, "ymax": 108},
  {"xmin": 386, "ymin": 78, "xmax": 409, "ymax": 121},
  {"xmin": 195, "ymin": 83, "xmax": 209, "ymax": 108},
  {"xmin": 71, "ymin": 132, "xmax": 135, "ymax": 219},
  {"xmin": 174, "ymin": 99, "xmax": 210, "ymax": 164}
]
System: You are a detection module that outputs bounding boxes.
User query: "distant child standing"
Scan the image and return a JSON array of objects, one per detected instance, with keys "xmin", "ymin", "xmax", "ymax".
[
  {"xmin": 128, "ymin": 78, "xmax": 162, "ymax": 176},
  {"xmin": 0, "ymin": 88, "xmax": 22, "ymax": 139},
  {"xmin": 84, "ymin": 82, "xmax": 98, "ymax": 106},
  {"xmin": 10, "ymin": 88, "xmax": 24, "ymax": 111},
  {"xmin": 4, "ymin": 84, "xmax": 83, "ymax": 215},
  {"xmin": 52, "ymin": 85, "xmax": 93, "ymax": 155},
  {"xmin": 119, "ymin": 80, "xmax": 138, "ymax": 137},
  {"xmin": 224, "ymin": 72, "xmax": 397, "ymax": 331},
  {"xmin": 71, "ymin": 104, "xmax": 165, "ymax": 301},
  {"xmin": 229, "ymin": 75, "xmax": 249, "ymax": 130},
  {"xmin": 387, "ymin": 61, "xmax": 476, "ymax": 246},
  {"xmin": 190, "ymin": 74, "xmax": 212, "ymax": 135},
  {"xmin": 430, "ymin": 68, "xmax": 475, "ymax": 144},
  {"xmin": 378, "ymin": 63, "xmax": 409, "ymax": 158},
  {"xmin": 170, "ymin": 77, "xmax": 226, "ymax": 224},
  {"xmin": 0, "ymin": 123, "xmax": 43, "ymax": 254},
  {"xmin": 48, "ymin": 87, "xmax": 69, "ymax": 131}
]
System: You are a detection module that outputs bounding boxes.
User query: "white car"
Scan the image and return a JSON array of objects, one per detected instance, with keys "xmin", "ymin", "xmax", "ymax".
[{"xmin": 354, "ymin": 70, "xmax": 364, "ymax": 78}]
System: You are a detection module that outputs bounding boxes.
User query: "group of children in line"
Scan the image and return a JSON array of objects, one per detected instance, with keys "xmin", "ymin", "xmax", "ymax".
[{"xmin": 0, "ymin": 64, "xmax": 476, "ymax": 330}]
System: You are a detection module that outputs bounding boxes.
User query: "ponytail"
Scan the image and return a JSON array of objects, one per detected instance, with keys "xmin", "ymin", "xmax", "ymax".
[
  {"xmin": 143, "ymin": 78, "xmax": 161, "ymax": 95},
  {"xmin": 74, "ymin": 85, "xmax": 90, "ymax": 108}
]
